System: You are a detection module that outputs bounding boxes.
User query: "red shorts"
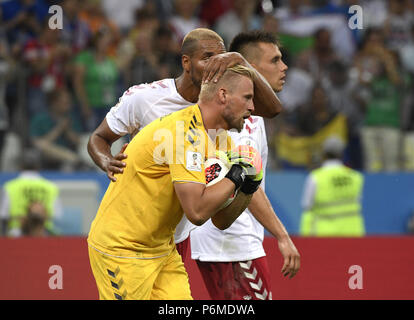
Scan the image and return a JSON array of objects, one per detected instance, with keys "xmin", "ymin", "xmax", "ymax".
[
  {"xmin": 196, "ymin": 256, "xmax": 272, "ymax": 300},
  {"xmin": 176, "ymin": 237, "xmax": 189, "ymax": 262}
]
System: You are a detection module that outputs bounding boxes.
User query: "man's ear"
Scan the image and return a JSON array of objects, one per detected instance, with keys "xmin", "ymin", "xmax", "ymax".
[
  {"xmin": 218, "ymin": 88, "xmax": 227, "ymax": 104},
  {"xmin": 182, "ymin": 55, "xmax": 191, "ymax": 73}
]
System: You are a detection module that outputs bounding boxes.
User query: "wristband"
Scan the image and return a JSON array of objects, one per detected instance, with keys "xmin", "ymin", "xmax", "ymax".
[
  {"xmin": 225, "ymin": 164, "xmax": 246, "ymax": 190},
  {"xmin": 240, "ymin": 176, "xmax": 262, "ymax": 194}
]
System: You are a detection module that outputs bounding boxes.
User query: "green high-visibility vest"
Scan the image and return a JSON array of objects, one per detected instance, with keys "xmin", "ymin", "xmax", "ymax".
[
  {"xmin": 4, "ymin": 177, "xmax": 59, "ymax": 233},
  {"xmin": 300, "ymin": 165, "xmax": 365, "ymax": 236}
]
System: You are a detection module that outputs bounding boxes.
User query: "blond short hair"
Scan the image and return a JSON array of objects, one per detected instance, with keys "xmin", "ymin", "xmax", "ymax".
[{"xmin": 199, "ymin": 64, "xmax": 256, "ymax": 101}]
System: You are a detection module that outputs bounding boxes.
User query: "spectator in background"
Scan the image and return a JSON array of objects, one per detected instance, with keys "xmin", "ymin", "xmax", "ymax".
[
  {"xmin": 354, "ymin": 27, "xmax": 404, "ymax": 172},
  {"xmin": 128, "ymin": 3, "xmax": 160, "ymax": 37},
  {"xmin": 274, "ymin": 0, "xmax": 311, "ymax": 20},
  {"xmin": 214, "ymin": 0, "xmax": 262, "ymax": 47},
  {"xmin": 299, "ymin": 84, "xmax": 346, "ymax": 167},
  {"xmin": 22, "ymin": 19, "xmax": 71, "ymax": 116},
  {"xmin": 358, "ymin": 0, "xmax": 388, "ymax": 30},
  {"xmin": 0, "ymin": 35, "xmax": 13, "ymax": 158},
  {"xmin": 399, "ymin": 24, "xmax": 414, "ymax": 76},
  {"xmin": 199, "ymin": 0, "xmax": 232, "ymax": 27},
  {"xmin": 401, "ymin": 63, "xmax": 414, "ymax": 171},
  {"xmin": 383, "ymin": 0, "xmax": 414, "ymax": 55},
  {"xmin": 309, "ymin": 0, "xmax": 363, "ymax": 46},
  {"xmin": 401, "ymin": 23, "xmax": 414, "ymax": 171},
  {"xmin": 296, "ymin": 27, "xmax": 341, "ymax": 82},
  {"xmin": 300, "ymin": 135, "xmax": 365, "ymax": 237},
  {"xmin": 168, "ymin": 0, "xmax": 207, "ymax": 45},
  {"xmin": 61, "ymin": 0, "xmax": 91, "ymax": 55},
  {"xmin": 117, "ymin": 3, "xmax": 161, "ymax": 74},
  {"xmin": 295, "ymin": 84, "xmax": 337, "ymax": 138},
  {"xmin": 269, "ymin": 48, "xmax": 314, "ymax": 169},
  {"xmin": 261, "ymin": 12, "xmax": 279, "ymax": 35},
  {"xmin": 124, "ymin": 29, "xmax": 160, "ymax": 87},
  {"xmin": 276, "ymin": 48, "xmax": 314, "ymax": 119},
  {"xmin": 275, "ymin": 83, "xmax": 347, "ymax": 170},
  {"xmin": 153, "ymin": 26, "xmax": 182, "ymax": 79},
  {"xmin": 30, "ymin": 87, "xmax": 83, "ymax": 171},
  {"xmin": 78, "ymin": 0, "xmax": 121, "ymax": 56},
  {"xmin": 101, "ymin": 0, "xmax": 144, "ymax": 34},
  {"xmin": 310, "ymin": 0, "xmax": 349, "ymax": 15},
  {"xmin": 119, "ymin": 4, "xmax": 163, "ymax": 86},
  {"xmin": 0, "ymin": 0, "xmax": 49, "ymax": 48},
  {"xmin": 73, "ymin": 29, "xmax": 120, "ymax": 132},
  {"xmin": 0, "ymin": 149, "xmax": 63, "ymax": 237},
  {"xmin": 321, "ymin": 60, "xmax": 366, "ymax": 169}
]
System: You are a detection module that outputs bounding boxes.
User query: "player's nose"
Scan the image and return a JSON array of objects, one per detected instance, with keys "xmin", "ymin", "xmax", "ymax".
[
  {"xmin": 248, "ymin": 100, "xmax": 255, "ymax": 113},
  {"xmin": 281, "ymin": 60, "xmax": 288, "ymax": 72}
]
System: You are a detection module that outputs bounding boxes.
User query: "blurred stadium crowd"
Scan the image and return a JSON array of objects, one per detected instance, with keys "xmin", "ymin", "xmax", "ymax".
[{"xmin": 0, "ymin": 0, "xmax": 414, "ymax": 173}]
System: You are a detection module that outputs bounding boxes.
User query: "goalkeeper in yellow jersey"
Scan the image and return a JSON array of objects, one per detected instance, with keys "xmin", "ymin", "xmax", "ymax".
[{"xmin": 87, "ymin": 65, "xmax": 264, "ymax": 300}]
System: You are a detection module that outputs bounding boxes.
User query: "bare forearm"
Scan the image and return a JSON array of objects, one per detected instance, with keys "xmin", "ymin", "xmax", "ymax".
[
  {"xmin": 176, "ymin": 178, "xmax": 239, "ymax": 226},
  {"xmin": 248, "ymin": 187, "xmax": 289, "ymax": 240},
  {"xmin": 252, "ymin": 69, "xmax": 282, "ymax": 118},
  {"xmin": 248, "ymin": 189, "xmax": 301, "ymax": 278},
  {"xmin": 86, "ymin": 118, "xmax": 126, "ymax": 179},
  {"xmin": 87, "ymin": 133, "xmax": 114, "ymax": 171},
  {"xmin": 211, "ymin": 191, "xmax": 253, "ymax": 230},
  {"xmin": 190, "ymin": 179, "xmax": 236, "ymax": 225}
]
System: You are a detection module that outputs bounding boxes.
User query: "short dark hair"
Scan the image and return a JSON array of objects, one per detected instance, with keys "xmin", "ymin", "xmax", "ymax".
[
  {"xmin": 229, "ymin": 30, "xmax": 280, "ymax": 54},
  {"xmin": 181, "ymin": 28, "xmax": 223, "ymax": 57}
]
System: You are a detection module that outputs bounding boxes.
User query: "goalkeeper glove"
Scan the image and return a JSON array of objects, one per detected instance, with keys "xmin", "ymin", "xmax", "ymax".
[
  {"xmin": 214, "ymin": 150, "xmax": 246, "ymax": 190},
  {"xmin": 227, "ymin": 145, "xmax": 263, "ymax": 194},
  {"xmin": 227, "ymin": 145, "xmax": 262, "ymax": 180},
  {"xmin": 240, "ymin": 172, "xmax": 262, "ymax": 194}
]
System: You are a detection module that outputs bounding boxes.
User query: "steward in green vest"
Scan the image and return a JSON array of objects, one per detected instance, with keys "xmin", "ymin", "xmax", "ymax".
[
  {"xmin": 1, "ymin": 150, "xmax": 60, "ymax": 236},
  {"xmin": 300, "ymin": 136, "xmax": 365, "ymax": 236},
  {"xmin": 4, "ymin": 175, "xmax": 59, "ymax": 235}
]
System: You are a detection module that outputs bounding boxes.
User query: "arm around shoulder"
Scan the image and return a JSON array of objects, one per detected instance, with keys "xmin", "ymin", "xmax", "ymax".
[{"xmin": 251, "ymin": 68, "xmax": 283, "ymax": 118}]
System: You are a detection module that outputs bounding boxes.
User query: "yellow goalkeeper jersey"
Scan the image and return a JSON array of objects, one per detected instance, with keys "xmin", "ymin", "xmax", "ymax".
[{"xmin": 88, "ymin": 104, "xmax": 233, "ymax": 258}]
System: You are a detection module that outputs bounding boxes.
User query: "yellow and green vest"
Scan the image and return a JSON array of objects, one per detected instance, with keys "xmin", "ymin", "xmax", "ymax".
[
  {"xmin": 300, "ymin": 165, "xmax": 365, "ymax": 236},
  {"xmin": 4, "ymin": 177, "xmax": 59, "ymax": 234}
]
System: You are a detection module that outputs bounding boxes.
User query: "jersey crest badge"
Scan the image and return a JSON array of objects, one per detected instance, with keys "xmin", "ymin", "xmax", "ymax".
[{"xmin": 186, "ymin": 151, "xmax": 202, "ymax": 172}]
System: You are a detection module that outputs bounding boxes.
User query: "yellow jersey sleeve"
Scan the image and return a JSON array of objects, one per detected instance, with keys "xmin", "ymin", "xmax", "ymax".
[
  {"xmin": 170, "ymin": 151, "xmax": 205, "ymax": 184},
  {"xmin": 169, "ymin": 126, "xmax": 234, "ymax": 185},
  {"xmin": 169, "ymin": 121, "xmax": 206, "ymax": 185}
]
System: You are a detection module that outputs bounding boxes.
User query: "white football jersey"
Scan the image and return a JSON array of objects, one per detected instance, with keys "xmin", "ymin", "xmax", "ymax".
[
  {"xmin": 106, "ymin": 79, "xmax": 197, "ymax": 244},
  {"xmin": 190, "ymin": 116, "xmax": 269, "ymax": 262}
]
